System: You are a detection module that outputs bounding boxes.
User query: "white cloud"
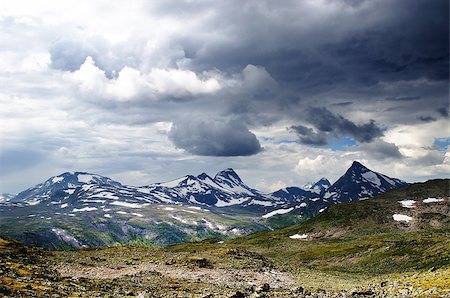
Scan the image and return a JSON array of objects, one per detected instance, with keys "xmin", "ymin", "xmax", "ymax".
[
  {"xmin": 68, "ymin": 56, "xmax": 222, "ymax": 100},
  {"xmin": 255, "ymin": 180, "xmax": 287, "ymax": 193},
  {"xmin": 384, "ymin": 119, "xmax": 449, "ymax": 151},
  {"xmin": 0, "ymin": 0, "xmax": 447, "ymax": 194},
  {"xmin": 295, "ymin": 154, "xmax": 356, "ymax": 183},
  {"xmin": 147, "ymin": 68, "xmax": 221, "ymax": 96}
]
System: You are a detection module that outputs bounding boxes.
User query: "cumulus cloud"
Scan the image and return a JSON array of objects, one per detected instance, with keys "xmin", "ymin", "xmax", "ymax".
[
  {"xmin": 295, "ymin": 155, "xmax": 356, "ymax": 183},
  {"xmin": 290, "ymin": 125, "xmax": 328, "ymax": 146},
  {"xmin": 255, "ymin": 180, "xmax": 287, "ymax": 193},
  {"xmin": 68, "ymin": 56, "xmax": 222, "ymax": 100},
  {"xmin": 0, "ymin": 0, "xmax": 448, "ymax": 192},
  {"xmin": 168, "ymin": 119, "xmax": 262, "ymax": 156},
  {"xmin": 306, "ymin": 107, "xmax": 384, "ymax": 143},
  {"xmin": 50, "ymin": 39, "xmax": 101, "ymax": 72},
  {"xmin": 240, "ymin": 64, "xmax": 277, "ymax": 91},
  {"xmin": 357, "ymin": 140, "xmax": 403, "ymax": 160},
  {"xmin": 290, "ymin": 107, "xmax": 384, "ymax": 145}
]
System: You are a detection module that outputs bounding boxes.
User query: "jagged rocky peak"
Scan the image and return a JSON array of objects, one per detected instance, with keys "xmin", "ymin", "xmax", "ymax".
[
  {"xmin": 348, "ymin": 160, "xmax": 369, "ymax": 172},
  {"xmin": 324, "ymin": 161, "xmax": 407, "ymax": 202},
  {"xmin": 197, "ymin": 172, "xmax": 213, "ymax": 181},
  {"xmin": 314, "ymin": 178, "xmax": 331, "ymax": 187},
  {"xmin": 310, "ymin": 178, "xmax": 331, "ymax": 196},
  {"xmin": 213, "ymin": 168, "xmax": 259, "ymax": 196},
  {"xmin": 214, "ymin": 168, "xmax": 243, "ymax": 183}
]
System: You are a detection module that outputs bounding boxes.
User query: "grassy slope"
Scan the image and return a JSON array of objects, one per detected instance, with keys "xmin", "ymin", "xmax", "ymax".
[
  {"xmin": 1, "ymin": 179, "xmax": 449, "ymax": 296},
  {"xmin": 0, "ymin": 203, "xmax": 269, "ymax": 249},
  {"xmin": 168, "ymin": 179, "xmax": 450, "ymax": 290}
]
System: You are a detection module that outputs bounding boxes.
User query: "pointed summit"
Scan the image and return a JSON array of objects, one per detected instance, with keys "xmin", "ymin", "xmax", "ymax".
[
  {"xmin": 324, "ymin": 161, "xmax": 407, "ymax": 202},
  {"xmin": 310, "ymin": 178, "xmax": 331, "ymax": 196},
  {"xmin": 197, "ymin": 172, "xmax": 212, "ymax": 180},
  {"xmin": 313, "ymin": 178, "xmax": 331, "ymax": 186},
  {"xmin": 349, "ymin": 160, "xmax": 369, "ymax": 171},
  {"xmin": 214, "ymin": 168, "xmax": 243, "ymax": 183},
  {"xmin": 213, "ymin": 168, "xmax": 257, "ymax": 196}
]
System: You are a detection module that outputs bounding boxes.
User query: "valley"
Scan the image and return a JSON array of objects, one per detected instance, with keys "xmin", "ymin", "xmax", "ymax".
[{"xmin": 0, "ymin": 178, "xmax": 449, "ymax": 297}]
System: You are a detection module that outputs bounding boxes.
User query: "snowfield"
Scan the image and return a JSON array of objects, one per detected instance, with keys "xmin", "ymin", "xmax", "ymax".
[
  {"xmin": 393, "ymin": 214, "xmax": 413, "ymax": 222},
  {"xmin": 289, "ymin": 234, "xmax": 308, "ymax": 239},
  {"xmin": 110, "ymin": 201, "xmax": 147, "ymax": 208},
  {"xmin": 399, "ymin": 200, "xmax": 416, "ymax": 208},
  {"xmin": 72, "ymin": 207, "xmax": 98, "ymax": 212},
  {"xmin": 262, "ymin": 207, "xmax": 294, "ymax": 219},
  {"xmin": 361, "ymin": 171, "xmax": 381, "ymax": 186},
  {"xmin": 423, "ymin": 198, "xmax": 444, "ymax": 203}
]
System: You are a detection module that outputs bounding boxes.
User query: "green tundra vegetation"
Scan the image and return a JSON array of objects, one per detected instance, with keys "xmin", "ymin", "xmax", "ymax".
[{"xmin": 0, "ymin": 179, "xmax": 449, "ymax": 297}]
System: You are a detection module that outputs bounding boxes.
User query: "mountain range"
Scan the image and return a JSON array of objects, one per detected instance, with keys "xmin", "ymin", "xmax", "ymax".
[{"xmin": 0, "ymin": 161, "xmax": 408, "ymax": 248}]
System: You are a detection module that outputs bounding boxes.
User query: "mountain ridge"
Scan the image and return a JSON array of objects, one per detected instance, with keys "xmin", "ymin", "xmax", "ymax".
[{"xmin": 0, "ymin": 161, "xmax": 410, "ymax": 249}]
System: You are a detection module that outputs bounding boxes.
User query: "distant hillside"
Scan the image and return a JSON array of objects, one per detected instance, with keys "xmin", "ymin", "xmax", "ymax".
[{"xmin": 172, "ymin": 179, "xmax": 450, "ymax": 276}]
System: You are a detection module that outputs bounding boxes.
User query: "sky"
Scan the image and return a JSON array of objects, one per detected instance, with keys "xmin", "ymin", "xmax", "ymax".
[{"xmin": 0, "ymin": 0, "xmax": 449, "ymax": 194}]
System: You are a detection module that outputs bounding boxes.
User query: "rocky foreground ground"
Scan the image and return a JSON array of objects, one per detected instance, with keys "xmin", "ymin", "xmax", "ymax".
[{"xmin": 1, "ymin": 237, "xmax": 449, "ymax": 297}]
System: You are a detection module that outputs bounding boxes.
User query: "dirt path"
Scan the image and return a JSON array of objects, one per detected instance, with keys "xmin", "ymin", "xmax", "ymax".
[{"xmin": 56, "ymin": 262, "xmax": 296, "ymax": 289}]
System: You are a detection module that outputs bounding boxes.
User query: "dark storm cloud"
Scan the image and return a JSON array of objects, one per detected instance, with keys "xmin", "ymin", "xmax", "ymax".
[
  {"xmin": 419, "ymin": 116, "xmax": 437, "ymax": 123},
  {"xmin": 52, "ymin": 0, "xmax": 448, "ymax": 113},
  {"xmin": 437, "ymin": 107, "xmax": 449, "ymax": 118},
  {"xmin": 357, "ymin": 140, "xmax": 403, "ymax": 160},
  {"xmin": 44, "ymin": 0, "xmax": 448, "ymax": 155},
  {"xmin": 305, "ymin": 107, "xmax": 383, "ymax": 143},
  {"xmin": 331, "ymin": 102, "xmax": 353, "ymax": 107},
  {"xmin": 168, "ymin": 119, "xmax": 262, "ymax": 156},
  {"xmin": 52, "ymin": 0, "xmax": 449, "ymax": 90},
  {"xmin": 385, "ymin": 96, "xmax": 421, "ymax": 102},
  {"xmin": 168, "ymin": 0, "xmax": 449, "ymax": 90},
  {"xmin": 290, "ymin": 125, "xmax": 328, "ymax": 146}
]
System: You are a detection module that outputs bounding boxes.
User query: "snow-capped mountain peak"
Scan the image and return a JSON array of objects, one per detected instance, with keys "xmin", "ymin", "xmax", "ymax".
[
  {"xmin": 302, "ymin": 182, "xmax": 314, "ymax": 189},
  {"xmin": 324, "ymin": 161, "xmax": 407, "ymax": 201},
  {"xmin": 12, "ymin": 172, "xmax": 122, "ymax": 204},
  {"xmin": 4, "ymin": 162, "xmax": 408, "ymax": 222},
  {"xmin": 310, "ymin": 178, "xmax": 331, "ymax": 195},
  {"xmin": 213, "ymin": 168, "xmax": 257, "ymax": 196},
  {"xmin": 214, "ymin": 168, "xmax": 243, "ymax": 184},
  {"xmin": 197, "ymin": 172, "xmax": 213, "ymax": 181},
  {"xmin": 0, "ymin": 193, "xmax": 15, "ymax": 203}
]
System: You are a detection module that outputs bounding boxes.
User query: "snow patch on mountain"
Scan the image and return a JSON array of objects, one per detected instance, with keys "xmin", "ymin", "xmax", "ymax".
[
  {"xmin": 215, "ymin": 197, "xmax": 250, "ymax": 207},
  {"xmin": 72, "ymin": 207, "xmax": 98, "ymax": 212},
  {"xmin": 249, "ymin": 200, "xmax": 274, "ymax": 206},
  {"xmin": 110, "ymin": 201, "xmax": 147, "ymax": 208},
  {"xmin": 399, "ymin": 200, "xmax": 416, "ymax": 208},
  {"xmin": 361, "ymin": 171, "xmax": 381, "ymax": 186},
  {"xmin": 423, "ymin": 197, "xmax": 444, "ymax": 203},
  {"xmin": 27, "ymin": 199, "xmax": 41, "ymax": 206},
  {"xmin": 289, "ymin": 234, "xmax": 308, "ymax": 239},
  {"xmin": 52, "ymin": 176, "xmax": 64, "ymax": 183},
  {"xmin": 262, "ymin": 207, "xmax": 294, "ymax": 218},
  {"xmin": 0, "ymin": 193, "xmax": 15, "ymax": 203},
  {"xmin": 393, "ymin": 214, "xmax": 413, "ymax": 222}
]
